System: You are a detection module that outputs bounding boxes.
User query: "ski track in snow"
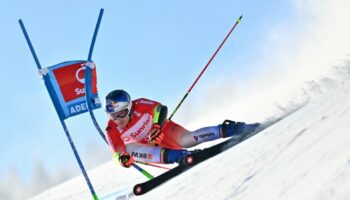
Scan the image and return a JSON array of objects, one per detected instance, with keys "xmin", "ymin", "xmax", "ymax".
[{"xmin": 30, "ymin": 71, "xmax": 350, "ymax": 200}]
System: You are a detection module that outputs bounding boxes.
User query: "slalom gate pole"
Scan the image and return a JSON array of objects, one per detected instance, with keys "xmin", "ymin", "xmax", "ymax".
[
  {"xmin": 83, "ymin": 9, "xmax": 154, "ymax": 181},
  {"xmin": 168, "ymin": 15, "xmax": 243, "ymax": 121},
  {"xmin": 88, "ymin": 9, "xmax": 104, "ymax": 61},
  {"xmin": 85, "ymin": 8, "xmax": 107, "ymax": 144},
  {"xmin": 19, "ymin": 20, "xmax": 99, "ymax": 200}
]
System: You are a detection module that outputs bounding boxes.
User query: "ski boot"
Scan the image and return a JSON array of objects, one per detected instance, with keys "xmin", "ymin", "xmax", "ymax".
[
  {"xmin": 221, "ymin": 120, "xmax": 260, "ymax": 139},
  {"xmin": 162, "ymin": 149, "xmax": 200, "ymax": 165},
  {"xmin": 162, "ymin": 149, "xmax": 191, "ymax": 164}
]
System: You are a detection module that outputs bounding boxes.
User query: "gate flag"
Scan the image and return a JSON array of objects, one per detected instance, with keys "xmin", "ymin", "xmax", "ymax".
[
  {"xmin": 39, "ymin": 60, "xmax": 101, "ymax": 120},
  {"xmin": 19, "ymin": 10, "xmax": 104, "ymax": 199}
]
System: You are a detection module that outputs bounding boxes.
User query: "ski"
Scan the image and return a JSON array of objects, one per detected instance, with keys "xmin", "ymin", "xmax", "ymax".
[
  {"xmin": 132, "ymin": 108, "xmax": 305, "ymax": 196},
  {"xmin": 133, "ymin": 122, "xmax": 270, "ymax": 196}
]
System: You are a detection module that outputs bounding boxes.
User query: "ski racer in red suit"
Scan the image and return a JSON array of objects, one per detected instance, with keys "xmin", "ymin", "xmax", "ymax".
[{"xmin": 105, "ymin": 90, "xmax": 259, "ymax": 168}]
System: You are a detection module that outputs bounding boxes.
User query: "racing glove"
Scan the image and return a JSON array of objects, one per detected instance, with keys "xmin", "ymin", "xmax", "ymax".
[
  {"xmin": 117, "ymin": 152, "xmax": 135, "ymax": 168},
  {"xmin": 147, "ymin": 123, "xmax": 165, "ymax": 146}
]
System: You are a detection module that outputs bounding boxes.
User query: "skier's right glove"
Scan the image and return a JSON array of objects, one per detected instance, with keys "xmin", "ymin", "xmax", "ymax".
[
  {"xmin": 147, "ymin": 123, "xmax": 165, "ymax": 146},
  {"xmin": 118, "ymin": 152, "xmax": 135, "ymax": 168}
]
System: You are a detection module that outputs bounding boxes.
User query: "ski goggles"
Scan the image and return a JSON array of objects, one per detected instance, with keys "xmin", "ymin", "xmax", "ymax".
[
  {"xmin": 108, "ymin": 108, "xmax": 130, "ymax": 120},
  {"xmin": 105, "ymin": 100, "xmax": 129, "ymax": 113}
]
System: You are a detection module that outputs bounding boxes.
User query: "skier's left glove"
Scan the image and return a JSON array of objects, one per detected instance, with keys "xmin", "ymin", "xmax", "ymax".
[
  {"xmin": 118, "ymin": 152, "xmax": 135, "ymax": 168},
  {"xmin": 147, "ymin": 123, "xmax": 165, "ymax": 146}
]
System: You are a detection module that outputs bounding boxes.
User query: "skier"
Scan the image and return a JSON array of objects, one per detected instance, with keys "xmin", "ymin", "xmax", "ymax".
[{"xmin": 105, "ymin": 89, "xmax": 259, "ymax": 168}]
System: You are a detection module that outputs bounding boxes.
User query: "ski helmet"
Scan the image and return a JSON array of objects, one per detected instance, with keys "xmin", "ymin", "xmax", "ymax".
[{"xmin": 105, "ymin": 90, "xmax": 132, "ymax": 119}]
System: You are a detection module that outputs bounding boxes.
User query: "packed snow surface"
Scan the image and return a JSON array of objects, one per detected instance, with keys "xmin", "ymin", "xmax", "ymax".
[{"xmin": 31, "ymin": 76, "xmax": 350, "ymax": 200}]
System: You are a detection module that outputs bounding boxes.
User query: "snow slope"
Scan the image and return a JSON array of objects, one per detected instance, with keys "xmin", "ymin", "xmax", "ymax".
[{"xmin": 31, "ymin": 74, "xmax": 350, "ymax": 200}]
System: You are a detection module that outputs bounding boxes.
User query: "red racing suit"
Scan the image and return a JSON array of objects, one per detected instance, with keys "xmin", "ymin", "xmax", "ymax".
[{"xmin": 105, "ymin": 98, "xmax": 189, "ymax": 155}]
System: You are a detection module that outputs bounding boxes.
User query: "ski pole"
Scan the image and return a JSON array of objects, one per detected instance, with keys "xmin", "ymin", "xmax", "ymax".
[
  {"xmin": 135, "ymin": 161, "xmax": 171, "ymax": 170},
  {"xmin": 168, "ymin": 15, "xmax": 243, "ymax": 121},
  {"xmin": 132, "ymin": 163, "xmax": 154, "ymax": 179}
]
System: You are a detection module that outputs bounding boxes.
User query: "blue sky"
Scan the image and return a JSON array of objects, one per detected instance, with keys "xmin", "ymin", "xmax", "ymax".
[
  {"xmin": 2, "ymin": 0, "xmax": 349, "ymax": 195},
  {"xmin": 0, "ymin": 0, "xmax": 284, "ymax": 181}
]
